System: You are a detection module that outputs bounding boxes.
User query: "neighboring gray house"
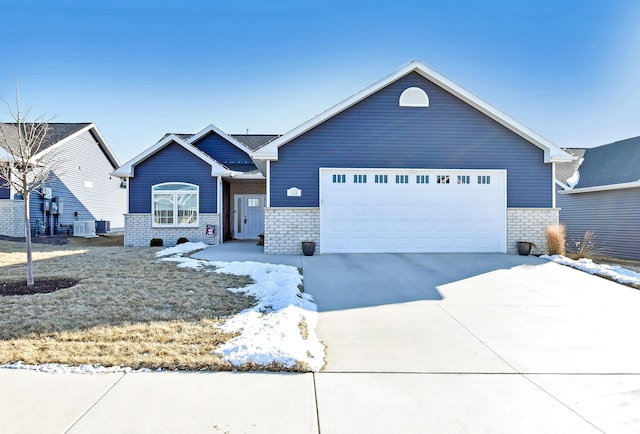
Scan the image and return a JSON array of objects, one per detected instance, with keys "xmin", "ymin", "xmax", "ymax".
[
  {"xmin": 115, "ymin": 61, "xmax": 574, "ymax": 253},
  {"xmin": 0, "ymin": 123, "xmax": 126, "ymax": 237},
  {"xmin": 557, "ymin": 136, "xmax": 640, "ymax": 260}
]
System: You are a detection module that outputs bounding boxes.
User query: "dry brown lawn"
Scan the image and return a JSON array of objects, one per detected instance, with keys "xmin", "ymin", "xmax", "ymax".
[{"xmin": 0, "ymin": 237, "xmax": 256, "ymax": 370}]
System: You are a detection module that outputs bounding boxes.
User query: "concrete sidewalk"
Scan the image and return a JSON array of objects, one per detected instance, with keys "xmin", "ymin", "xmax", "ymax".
[
  {"xmin": 2, "ymin": 369, "xmax": 639, "ymax": 433},
  {"xmin": 2, "ymin": 252, "xmax": 640, "ymax": 433}
]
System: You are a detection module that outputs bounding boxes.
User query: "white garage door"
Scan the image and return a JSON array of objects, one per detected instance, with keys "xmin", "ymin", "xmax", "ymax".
[{"xmin": 320, "ymin": 168, "xmax": 506, "ymax": 253}]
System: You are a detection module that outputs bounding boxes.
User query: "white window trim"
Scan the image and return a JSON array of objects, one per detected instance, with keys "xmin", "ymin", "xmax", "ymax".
[{"xmin": 151, "ymin": 182, "xmax": 199, "ymax": 228}]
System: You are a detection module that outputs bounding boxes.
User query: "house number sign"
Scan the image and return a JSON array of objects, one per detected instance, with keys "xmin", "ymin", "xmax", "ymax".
[{"xmin": 287, "ymin": 187, "xmax": 302, "ymax": 197}]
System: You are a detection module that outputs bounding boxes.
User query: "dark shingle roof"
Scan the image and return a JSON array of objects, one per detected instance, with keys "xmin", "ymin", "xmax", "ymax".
[
  {"xmin": 160, "ymin": 133, "xmax": 279, "ymax": 152},
  {"xmin": 230, "ymin": 134, "xmax": 280, "ymax": 151},
  {"xmin": 0, "ymin": 123, "xmax": 91, "ymax": 153},
  {"xmin": 556, "ymin": 148, "xmax": 586, "ymax": 185},
  {"xmin": 575, "ymin": 136, "xmax": 640, "ymax": 188}
]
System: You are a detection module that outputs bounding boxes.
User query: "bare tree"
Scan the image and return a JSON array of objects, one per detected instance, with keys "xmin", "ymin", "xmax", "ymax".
[{"xmin": 0, "ymin": 82, "xmax": 59, "ymax": 286}]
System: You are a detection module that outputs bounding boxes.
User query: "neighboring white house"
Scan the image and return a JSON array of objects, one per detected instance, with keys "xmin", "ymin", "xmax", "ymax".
[{"xmin": 0, "ymin": 123, "xmax": 126, "ymax": 237}]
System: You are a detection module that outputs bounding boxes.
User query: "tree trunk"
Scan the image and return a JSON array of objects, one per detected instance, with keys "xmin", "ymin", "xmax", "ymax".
[{"xmin": 23, "ymin": 192, "xmax": 34, "ymax": 287}]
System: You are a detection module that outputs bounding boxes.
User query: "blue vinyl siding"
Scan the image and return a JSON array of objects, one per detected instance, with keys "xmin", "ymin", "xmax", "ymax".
[
  {"xmin": 558, "ymin": 188, "xmax": 640, "ymax": 260},
  {"xmin": 129, "ymin": 142, "xmax": 217, "ymax": 213},
  {"xmin": 0, "ymin": 166, "xmax": 10, "ymax": 199},
  {"xmin": 193, "ymin": 131, "xmax": 255, "ymax": 169},
  {"xmin": 270, "ymin": 72, "xmax": 552, "ymax": 208}
]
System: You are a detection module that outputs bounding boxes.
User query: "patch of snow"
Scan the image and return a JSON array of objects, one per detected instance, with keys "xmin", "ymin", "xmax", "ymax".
[
  {"xmin": 159, "ymin": 256, "xmax": 325, "ymax": 371},
  {"xmin": 155, "ymin": 242, "xmax": 210, "ymax": 257},
  {"xmin": 541, "ymin": 255, "xmax": 640, "ymax": 286},
  {"xmin": 566, "ymin": 170, "xmax": 580, "ymax": 189},
  {"xmin": 0, "ymin": 361, "xmax": 136, "ymax": 374},
  {"xmin": 208, "ymin": 261, "xmax": 324, "ymax": 371},
  {"xmin": 3, "ymin": 250, "xmax": 326, "ymax": 374}
]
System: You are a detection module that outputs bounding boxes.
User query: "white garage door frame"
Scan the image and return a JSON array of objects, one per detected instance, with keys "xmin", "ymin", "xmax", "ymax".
[{"xmin": 319, "ymin": 167, "xmax": 507, "ymax": 254}]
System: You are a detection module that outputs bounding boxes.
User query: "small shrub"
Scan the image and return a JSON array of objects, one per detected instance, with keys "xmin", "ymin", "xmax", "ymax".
[
  {"xmin": 572, "ymin": 230, "xmax": 598, "ymax": 259},
  {"xmin": 546, "ymin": 224, "xmax": 566, "ymax": 256},
  {"xmin": 176, "ymin": 237, "xmax": 189, "ymax": 245},
  {"xmin": 150, "ymin": 238, "xmax": 163, "ymax": 247}
]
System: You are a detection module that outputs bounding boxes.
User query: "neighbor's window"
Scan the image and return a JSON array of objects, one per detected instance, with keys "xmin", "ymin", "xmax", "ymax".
[{"xmin": 152, "ymin": 183, "xmax": 199, "ymax": 227}]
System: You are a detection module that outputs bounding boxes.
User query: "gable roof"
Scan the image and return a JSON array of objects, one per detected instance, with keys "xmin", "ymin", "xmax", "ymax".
[
  {"xmin": 0, "ymin": 123, "xmax": 120, "ymax": 169},
  {"xmin": 188, "ymin": 124, "xmax": 256, "ymax": 156},
  {"xmin": 121, "ymin": 125, "xmax": 277, "ymax": 177},
  {"xmin": 112, "ymin": 134, "xmax": 230, "ymax": 178},
  {"xmin": 253, "ymin": 60, "xmax": 574, "ymax": 164},
  {"xmin": 160, "ymin": 133, "xmax": 278, "ymax": 152},
  {"xmin": 231, "ymin": 134, "xmax": 280, "ymax": 151}
]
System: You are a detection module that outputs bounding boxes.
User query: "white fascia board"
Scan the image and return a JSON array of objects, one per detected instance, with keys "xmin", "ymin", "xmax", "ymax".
[
  {"xmin": 88, "ymin": 124, "xmax": 121, "ymax": 168},
  {"xmin": 555, "ymin": 179, "xmax": 570, "ymax": 190},
  {"xmin": 252, "ymin": 60, "xmax": 574, "ymax": 164},
  {"xmin": 188, "ymin": 124, "xmax": 254, "ymax": 156},
  {"xmin": 30, "ymin": 123, "xmax": 122, "ymax": 169},
  {"xmin": 559, "ymin": 181, "xmax": 640, "ymax": 194},
  {"xmin": 112, "ymin": 134, "xmax": 230, "ymax": 178},
  {"xmin": 31, "ymin": 123, "xmax": 93, "ymax": 161}
]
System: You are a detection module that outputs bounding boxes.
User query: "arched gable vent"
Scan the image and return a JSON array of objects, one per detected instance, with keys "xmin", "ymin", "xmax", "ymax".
[{"xmin": 399, "ymin": 87, "xmax": 429, "ymax": 107}]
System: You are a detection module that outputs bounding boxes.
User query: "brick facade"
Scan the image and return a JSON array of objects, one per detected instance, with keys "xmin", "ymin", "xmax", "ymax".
[
  {"xmin": 124, "ymin": 213, "xmax": 221, "ymax": 247},
  {"xmin": 264, "ymin": 208, "xmax": 320, "ymax": 254},
  {"xmin": 0, "ymin": 200, "xmax": 25, "ymax": 237},
  {"xmin": 506, "ymin": 208, "xmax": 559, "ymax": 255},
  {"xmin": 263, "ymin": 206, "xmax": 558, "ymax": 255}
]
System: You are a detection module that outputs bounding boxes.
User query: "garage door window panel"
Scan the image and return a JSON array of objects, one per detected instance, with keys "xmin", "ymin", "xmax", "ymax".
[{"xmin": 375, "ymin": 174, "xmax": 388, "ymax": 184}]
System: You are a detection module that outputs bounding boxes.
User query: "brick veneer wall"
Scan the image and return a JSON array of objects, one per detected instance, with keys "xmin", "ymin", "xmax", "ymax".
[
  {"xmin": 0, "ymin": 200, "xmax": 25, "ymax": 237},
  {"xmin": 506, "ymin": 208, "xmax": 559, "ymax": 255},
  {"xmin": 124, "ymin": 213, "xmax": 221, "ymax": 247},
  {"xmin": 264, "ymin": 207, "xmax": 558, "ymax": 255},
  {"xmin": 264, "ymin": 208, "xmax": 320, "ymax": 254}
]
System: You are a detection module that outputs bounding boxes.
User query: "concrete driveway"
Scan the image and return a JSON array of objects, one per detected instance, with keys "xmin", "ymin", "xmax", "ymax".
[
  {"xmin": 2, "ymin": 250, "xmax": 640, "ymax": 433},
  {"xmin": 301, "ymin": 253, "xmax": 640, "ymax": 432}
]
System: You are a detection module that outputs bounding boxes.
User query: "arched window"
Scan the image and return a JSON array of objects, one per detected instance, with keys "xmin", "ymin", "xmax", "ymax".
[
  {"xmin": 152, "ymin": 183, "xmax": 199, "ymax": 227},
  {"xmin": 399, "ymin": 87, "xmax": 429, "ymax": 107}
]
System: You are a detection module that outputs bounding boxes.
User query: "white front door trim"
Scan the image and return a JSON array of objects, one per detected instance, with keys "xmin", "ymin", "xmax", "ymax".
[{"xmin": 234, "ymin": 194, "xmax": 266, "ymax": 239}]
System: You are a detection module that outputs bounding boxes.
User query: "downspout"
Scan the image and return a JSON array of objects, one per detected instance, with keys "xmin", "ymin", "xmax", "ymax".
[
  {"xmin": 551, "ymin": 162, "xmax": 557, "ymax": 208},
  {"xmin": 266, "ymin": 160, "xmax": 271, "ymax": 208},
  {"xmin": 217, "ymin": 176, "xmax": 223, "ymax": 244}
]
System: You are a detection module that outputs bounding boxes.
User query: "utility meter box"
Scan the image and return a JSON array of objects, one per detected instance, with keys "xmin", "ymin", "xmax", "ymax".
[
  {"xmin": 52, "ymin": 197, "xmax": 64, "ymax": 214},
  {"xmin": 42, "ymin": 187, "xmax": 52, "ymax": 199}
]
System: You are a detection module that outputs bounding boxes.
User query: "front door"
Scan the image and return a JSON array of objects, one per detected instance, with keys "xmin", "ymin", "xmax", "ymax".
[{"xmin": 234, "ymin": 194, "xmax": 265, "ymax": 239}]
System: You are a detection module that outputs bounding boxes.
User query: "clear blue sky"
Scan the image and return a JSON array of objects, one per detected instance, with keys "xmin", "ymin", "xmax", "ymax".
[{"xmin": 1, "ymin": 0, "xmax": 638, "ymax": 163}]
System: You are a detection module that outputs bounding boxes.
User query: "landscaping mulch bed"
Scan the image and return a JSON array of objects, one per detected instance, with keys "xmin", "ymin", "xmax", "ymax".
[
  {"xmin": 0, "ymin": 235, "xmax": 69, "ymax": 245},
  {"xmin": 0, "ymin": 278, "xmax": 79, "ymax": 296}
]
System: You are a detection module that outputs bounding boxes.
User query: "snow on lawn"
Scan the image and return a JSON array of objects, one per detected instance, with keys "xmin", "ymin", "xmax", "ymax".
[
  {"xmin": 542, "ymin": 255, "xmax": 640, "ymax": 288},
  {"xmin": 2, "ymin": 247, "xmax": 324, "ymax": 375},
  {"xmin": 154, "ymin": 241, "xmax": 210, "ymax": 257},
  {"xmin": 159, "ymin": 254, "xmax": 325, "ymax": 371}
]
